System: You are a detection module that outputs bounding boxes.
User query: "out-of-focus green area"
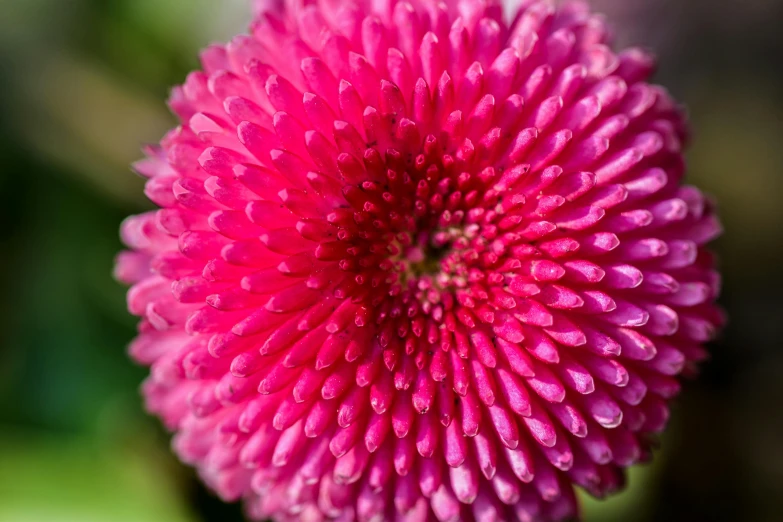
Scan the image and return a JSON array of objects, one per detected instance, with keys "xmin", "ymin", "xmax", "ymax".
[{"xmin": 0, "ymin": 1, "xmax": 782, "ymax": 521}]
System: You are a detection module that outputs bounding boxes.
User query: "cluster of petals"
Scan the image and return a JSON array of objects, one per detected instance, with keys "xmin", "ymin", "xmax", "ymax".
[{"xmin": 116, "ymin": 0, "xmax": 723, "ymax": 520}]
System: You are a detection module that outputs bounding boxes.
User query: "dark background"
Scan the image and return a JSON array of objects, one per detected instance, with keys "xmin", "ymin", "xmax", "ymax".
[{"xmin": 1, "ymin": 0, "xmax": 781, "ymax": 520}]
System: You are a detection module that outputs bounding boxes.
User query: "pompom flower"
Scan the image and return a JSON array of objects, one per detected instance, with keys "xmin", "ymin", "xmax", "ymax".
[{"xmin": 116, "ymin": 0, "xmax": 723, "ymax": 520}]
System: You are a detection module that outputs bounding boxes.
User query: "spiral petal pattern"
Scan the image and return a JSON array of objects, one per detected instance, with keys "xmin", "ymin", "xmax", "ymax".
[{"xmin": 116, "ymin": 1, "xmax": 723, "ymax": 520}]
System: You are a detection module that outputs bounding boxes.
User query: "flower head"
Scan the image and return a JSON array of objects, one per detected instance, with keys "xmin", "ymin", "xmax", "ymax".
[{"xmin": 116, "ymin": 0, "xmax": 723, "ymax": 520}]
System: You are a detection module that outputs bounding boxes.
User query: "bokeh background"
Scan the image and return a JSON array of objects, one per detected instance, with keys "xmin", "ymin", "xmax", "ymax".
[{"xmin": 1, "ymin": 0, "xmax": 782, "ymax": 521}]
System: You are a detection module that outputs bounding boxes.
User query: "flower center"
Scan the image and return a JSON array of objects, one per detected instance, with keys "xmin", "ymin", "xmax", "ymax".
[
  {"xmin": 331, "ymin": 135, "xmax": 504, "ymax": 320},
  {"xmin": 405, "ymin": 241, "xmax": 449, "ymax": 279},
  {"xmin": 399, "ymin": 227, "xmax": 460, "ymax": 289}
]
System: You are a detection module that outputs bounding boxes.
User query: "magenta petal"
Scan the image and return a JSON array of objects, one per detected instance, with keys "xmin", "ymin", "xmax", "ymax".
[{"xmin": 118, "ymin": 1, "xmax": 723, "ymax": 521}]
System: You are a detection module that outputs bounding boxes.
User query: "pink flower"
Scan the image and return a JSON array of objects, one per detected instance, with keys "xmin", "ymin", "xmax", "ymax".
[{"xmin": 116, "ymin": 0, "xmax": 723, "ymax": 520}]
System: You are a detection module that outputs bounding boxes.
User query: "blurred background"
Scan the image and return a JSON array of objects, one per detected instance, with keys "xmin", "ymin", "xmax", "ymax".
[{"xmin": 0, "ymin": 0, "xmax": 781, "ymax": 521}]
